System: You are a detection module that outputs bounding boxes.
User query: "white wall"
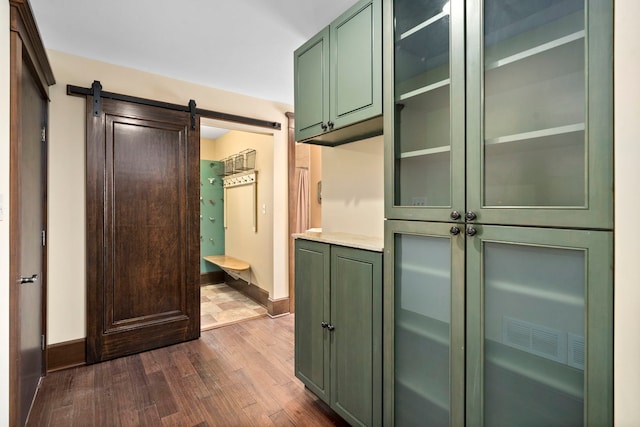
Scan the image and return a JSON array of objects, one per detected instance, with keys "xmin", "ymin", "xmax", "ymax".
[
  {"xmin": 614, "ymin": 0, "xmax": 640, "ymax": 425},
  {"xmin": 0, "ymin": 2, "xmax": 10, "ymax": 425},
  {"xmin": 321, "ymin": 135, "xmax": 384, "ymax": 238},
  {"xmin": 46, "ymin": 50, "xmax": 292, "ymax": 344}
]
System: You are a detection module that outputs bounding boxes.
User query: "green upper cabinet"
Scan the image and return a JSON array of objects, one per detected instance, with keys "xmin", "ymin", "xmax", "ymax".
[
  {"xmin": 384, "ymin": 0, "xmax": 466, "ymax": 222},
  {"xmin": 384, "ymin": 0, "xmax": 613, "ymax": 229},
  {"xmin": 294, "ymin": 0, "xmax": 383, "ymax": 146},
  {"xmin": 466, "ymin": 0, "xmax": 613, "ymax": 229}
]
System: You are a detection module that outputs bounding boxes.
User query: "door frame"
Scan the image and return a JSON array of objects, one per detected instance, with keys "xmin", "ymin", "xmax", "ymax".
[{"xmin": 8, "ymin": 1, "xmax": 55, "ymax": 425}]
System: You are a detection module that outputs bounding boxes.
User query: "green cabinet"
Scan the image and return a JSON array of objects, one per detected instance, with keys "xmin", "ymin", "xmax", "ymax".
[
  {"xmin": 294, "ymin": 0, "xmax": 383, "ymax": 146},
  {"xmin": 384, "ymin": 0, "xmax": 613, "ymax": 229},
  {"xmin": 384, "ymin": 221, "xmax": 613, "ymax": 426},
  {"xmin": 383, "ymin": 0, "xmax": 614, "ymax": 426},
  {"xmin": 295, "ymin": 238, "xmax": 382, "ymax": 426}
]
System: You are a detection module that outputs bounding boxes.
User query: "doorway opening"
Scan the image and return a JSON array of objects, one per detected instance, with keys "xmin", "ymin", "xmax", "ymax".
[{"xmin": 199, "ymin": 119, "xmax": 274, "ymax": 330}]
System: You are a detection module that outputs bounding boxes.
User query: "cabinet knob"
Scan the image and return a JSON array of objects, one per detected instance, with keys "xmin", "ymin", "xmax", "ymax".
[
  {"xmin": 327, "ymin": 324, "xmax": 335, "ymax": 331},
  {"xmin": 321, "ymin": 321, "xmax": 328, "ymax": 329},
  {"xmin": 327, "ymin": 121, "xmax": 334, "ymax": 130},
  {"xmin": 450, "ymin": 226, "xmax": 461, "ymax": 236},
  {"xmin": 450, "ymin": 210, "xmax": 461, "ymax": 220},
  {"xmin": 466, "ymin": 226, "xmax": 477, "ymax": 237},
  {"xmin": 465, "ymin": 211, "xmax": 477, "ymax": 221},
  {"xmin": 320, "ymin": 122, "xmax": 328, "ymax": 131}
]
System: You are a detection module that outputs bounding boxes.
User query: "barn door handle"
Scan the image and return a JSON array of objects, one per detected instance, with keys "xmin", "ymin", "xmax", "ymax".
[{"xmin": 20, "ymin": 274, "xmax": 38, "ymax": 284}]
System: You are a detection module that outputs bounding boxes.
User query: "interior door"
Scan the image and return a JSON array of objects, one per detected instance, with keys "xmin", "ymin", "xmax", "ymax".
[
  {"xmin": 86, "ymin": 97, "xmax": 200, "ymax": 363},
  {"xmin": 13, "ymin": 52, "xmax": 47, "ymax": 427}
]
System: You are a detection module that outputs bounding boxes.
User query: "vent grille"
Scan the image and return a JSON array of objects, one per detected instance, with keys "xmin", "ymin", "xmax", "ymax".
[
  {"xmin": 568, "ymin": 333, "xmax": 585, "ymax": 370},
  {"xmin": 502, "ymin": 317, "xmax": 568, "ymax": 365}
]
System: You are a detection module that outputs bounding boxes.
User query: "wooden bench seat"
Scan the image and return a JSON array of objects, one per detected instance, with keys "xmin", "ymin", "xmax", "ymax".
[{"xmin": 203, "ymin": 255, "xmax": 250, "ymax": 271}]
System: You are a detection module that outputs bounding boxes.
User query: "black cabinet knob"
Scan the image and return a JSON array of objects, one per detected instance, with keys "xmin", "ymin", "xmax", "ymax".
[
  {"xmin": 320, "ymin": 122, "xmax": 328, "ymax": 131},
  {"xmin": 465, "ymin": 211, "xmax": 477, "ymax": 221},
  {"xmin": 327, "ymin": 324, "xmax": 335, "ymax": 331},
  {"xmin": 466, "ymin": 227, "xmax": 477, "ymax": 237},
  {"xmin": 321, "ymin": 321, "xmax": 328, "ymax": 328},
  {"xmin": 450, "ymin": 226, "xmax": 461, "ymax": 236},
  {"xmin": 327, "ymin": 121, "xmax": 334, "ymax": 129},
  {"xmin": 450, "ymin": 210, "xmax": 461, "ymax": 220}
]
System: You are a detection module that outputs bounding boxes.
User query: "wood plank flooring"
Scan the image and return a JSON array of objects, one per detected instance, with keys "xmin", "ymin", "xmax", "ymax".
[{"xmin": 27, "ymin": 315, "xmax": 349, "ymax": 427}]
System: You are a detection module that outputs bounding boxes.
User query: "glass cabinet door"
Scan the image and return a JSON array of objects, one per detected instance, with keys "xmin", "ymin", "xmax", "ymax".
[
  {"xmin": 384, "ymin": 0, "xmax": 465, "ymax": 221},
  {"xmin": 384, "ymin": 220, "xmax": 465, "ymax": 426},
  {"xmin": 466, "ymin": 0, "xmax": 613, "ymax": 229},
  {"xmin": 466, "ymin": 225, "xmax": 613, "ymax": 426}
]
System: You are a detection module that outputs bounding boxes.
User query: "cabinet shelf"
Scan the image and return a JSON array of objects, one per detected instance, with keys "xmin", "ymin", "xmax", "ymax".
[
  {"xmin": 486, "ymin": 30, "xmax": 584, "ymax": 71},
  {"xmin": 400, "ymin": 8, "xmax": 449, "ymax": 41},
  {"xmin": 395, "ymin": 376, "xmax": 449, "ymax": 412},
  {"xmin": 485, "ymin": 123, "xmax": 584, "ymax": 147},
  {"xmin": 397, "ymin": 311, "xmax": 449, "ymax": 346},
  {"xmin": 486, "ymin": 340, "xmax": 583, "ymax": 399},
  {"xmin": 398, "ymin": 78, "xmax": 450, "ymax": 102},
  {"xmin": 489, "ymin": 278, "xmax": 583, "ymax": 307},
  {"xmin": 400, "ymin": 145, "xmax": 450, "ymax": 159}
]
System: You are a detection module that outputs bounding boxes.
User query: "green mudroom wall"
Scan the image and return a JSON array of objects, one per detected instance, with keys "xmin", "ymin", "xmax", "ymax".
[{"xmin": 200, "ymin": 160, "xmax": 225, "ymax": 273}]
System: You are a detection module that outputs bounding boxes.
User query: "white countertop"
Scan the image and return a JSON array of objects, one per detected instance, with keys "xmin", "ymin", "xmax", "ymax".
[{"xmin": 293, "ymin": 231, "xmax": 384, "ymax": 252}]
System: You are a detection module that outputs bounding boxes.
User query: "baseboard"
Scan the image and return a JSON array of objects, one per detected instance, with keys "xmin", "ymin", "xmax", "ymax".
[
  {"xmin": 47, "ymin": 338, "xmax": 86, "ymax": 372},
  {"xmin": 224, "ymin": 272, "xmax": 269, "ymax": 308},
  {"xmin": 267, "ymin": 297, "xmax": 290, "ymax": 317},
  {"xmin": 224, "ymin": 273, "xmax": 291, "ymax": 317},
  {"xmin": 200, "ymin": 270, "xmax": 225, "ymax": 285}
]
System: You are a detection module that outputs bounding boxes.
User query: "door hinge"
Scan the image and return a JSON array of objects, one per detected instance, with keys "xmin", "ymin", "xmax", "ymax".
[
  {"xmin": 42, "ymin": 230, "xmax": 46, "ymax": 247},
  {"xmin": 41, "ymin": 127, "xmax": 46, "ymax": 143},
  {"xmin": 41, "ymin": 335, "xmax": 46, "ymax": 351}
]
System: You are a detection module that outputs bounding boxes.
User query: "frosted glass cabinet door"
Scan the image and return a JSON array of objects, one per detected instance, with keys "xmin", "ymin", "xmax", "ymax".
[
  {"xmin": 384, "ymin": 0, "xmax": 465, "ymax": 221},
  {"xmin": 384, "ymin": 220, "xmax": 465, "ymax": 426},
  {"xmin": 466, "ymin": 0, "xmax": 613, "ymax": 229},
  {"xmin": 466, "ymin": 225, "xmax": 613, "ymax": 426}
]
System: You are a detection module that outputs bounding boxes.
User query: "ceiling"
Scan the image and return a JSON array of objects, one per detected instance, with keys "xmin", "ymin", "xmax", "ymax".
[{"xmin": 29, "ymin": 0, "xmax": 358, "ymax": 106}]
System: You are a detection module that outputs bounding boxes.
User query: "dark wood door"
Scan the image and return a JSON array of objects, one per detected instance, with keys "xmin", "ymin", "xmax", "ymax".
[
  {"xmin": 86, "ymin": 98, "xmax": 200, "ymax": 363},
  {"xmin": 15, "ymin": 52, "xmax": 47, "ymax": 427}
]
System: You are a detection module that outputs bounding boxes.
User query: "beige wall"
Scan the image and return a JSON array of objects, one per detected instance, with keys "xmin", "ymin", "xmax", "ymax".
[
  {"xmin": 321, "ymin": 135, "xmax": 384, "ymax": 238},
  {"xmin": 46, "ymin": 50, "xmax": 291, "ymax": 345},
  {"xmin": 208, "ymin": 130, "xmax": 274, "ymax": 295},
  {"xmin": 614, "ymin": 0, "xmax": 640, "ymax": 424},
  {"xmin": 1, "ymin": 2, "xmax": 10, "ymax": 424},
  {"xmin": 201, "ymin": 136, "xmax": 217, "ymax": 160}
]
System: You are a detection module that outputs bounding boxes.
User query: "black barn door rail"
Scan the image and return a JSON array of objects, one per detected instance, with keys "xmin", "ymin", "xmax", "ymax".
[{"xmin": 67, "ymin": 80, "xmax": 282, "ymax": 131}]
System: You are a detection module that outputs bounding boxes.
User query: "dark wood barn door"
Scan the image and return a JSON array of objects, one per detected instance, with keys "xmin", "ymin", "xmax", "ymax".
[{"xmin": 86, "ymin": 97, "xmax": 200, "ymax": 363}]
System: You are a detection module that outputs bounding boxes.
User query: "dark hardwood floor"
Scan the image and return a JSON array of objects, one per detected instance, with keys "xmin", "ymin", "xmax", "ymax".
[{"xmin": 28, "ymin": 315, "xmax": 349, "ymax": 426}]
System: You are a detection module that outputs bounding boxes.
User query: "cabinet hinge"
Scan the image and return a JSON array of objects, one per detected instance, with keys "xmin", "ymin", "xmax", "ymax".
[
  {"xmin": 41, "ymin": 127, "xmax": 46, "ymax": 143},
  {"xmin": 41, "ymin": 335, "xmax": 46, "ymax": 351},
  {"xmin": 42, "ymin": 230, "xmax": 46, "ymax": 247}
]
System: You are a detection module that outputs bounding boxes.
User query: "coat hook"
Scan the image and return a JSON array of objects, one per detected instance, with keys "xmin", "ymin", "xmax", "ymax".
[{"xmin": 209, "ymin": 199, "xmax": 215, "ymax": 205}]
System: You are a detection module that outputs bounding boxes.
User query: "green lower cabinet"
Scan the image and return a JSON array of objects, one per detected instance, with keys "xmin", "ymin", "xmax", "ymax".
[
  {"xmin": 383, "ymin": 220, "xmax": 465, "ymax": 427},
  {"xmin": 466, "ymin": 225, "xmax": 613, "ymax": 427},
  {"xmin": 384, "ymin": 221, "xmax": 613, "ymax": 426},
  {"xmin": 295, "ymin": 239, "xmax": 382, "ymax": 427}
]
